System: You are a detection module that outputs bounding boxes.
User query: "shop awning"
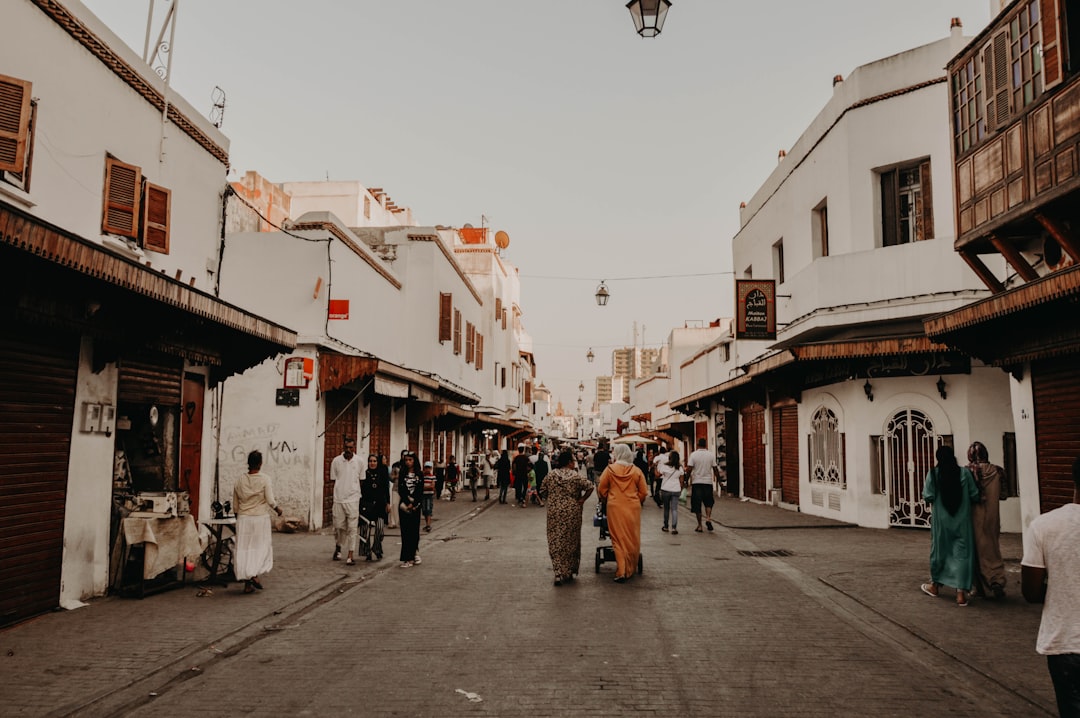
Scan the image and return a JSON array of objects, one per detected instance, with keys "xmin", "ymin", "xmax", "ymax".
[
  {"xmin": 319, "ymin": 354, "xmax": 378, "ymax": 393},
  {"xmin": 0, "ymin": 203, "xmax": 295, "ymax": 349}
]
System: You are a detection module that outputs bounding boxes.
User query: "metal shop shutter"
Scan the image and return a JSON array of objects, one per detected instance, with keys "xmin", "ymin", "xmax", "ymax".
[
  {"xmin": 0, "ymin": 330, "xmax": 78, "ymax": 627},
  {"xmin": 117, "ymin": 357, "xmax": 182, "ymax": 406},
  {"xmin": 1032, "ymin": 356, "xmax": 1080, "ymax": 511},
  {"xmin": 772, "ymin": 403, "xmax": 800, "ymax": 505}
]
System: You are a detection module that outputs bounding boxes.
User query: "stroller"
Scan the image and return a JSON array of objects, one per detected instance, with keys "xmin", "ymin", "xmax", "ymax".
[{"xmin": 593, "ymin": 498, "xmax": 643, "ymax": 574}]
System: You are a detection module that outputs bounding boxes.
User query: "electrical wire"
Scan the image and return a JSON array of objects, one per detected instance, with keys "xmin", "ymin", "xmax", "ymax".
[{"xmin": 519, "ymin": 271, "xmax": 734, "ymax": 281}]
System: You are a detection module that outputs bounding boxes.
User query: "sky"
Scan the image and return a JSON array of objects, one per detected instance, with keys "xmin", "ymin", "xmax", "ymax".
[{"xmin": 82, "ymin": 0, "xmax": 992, "ymax": 410}]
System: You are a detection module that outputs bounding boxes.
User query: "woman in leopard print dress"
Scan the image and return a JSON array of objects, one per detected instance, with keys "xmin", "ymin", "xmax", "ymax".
[{"xmin": 540, "ymin": 449, "xmax": 594, "ymax": 586}]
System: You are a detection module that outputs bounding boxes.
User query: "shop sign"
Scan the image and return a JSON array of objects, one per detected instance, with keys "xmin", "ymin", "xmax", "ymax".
[{"xmin": 735, "ymin": 279, "xmax": 776, "ymax": 340}]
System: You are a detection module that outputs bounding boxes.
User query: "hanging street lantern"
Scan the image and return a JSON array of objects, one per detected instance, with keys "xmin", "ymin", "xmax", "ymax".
[
  {"xmin": 626, "ymin": 0, "xmax": 671, "ymax": 38},
  {"xmin": 595, "ymin": 281, "xmax": 610, "ymax": 306},
  {"xmin": 586, "ymin": 348, "xmax": 595, "ymax": 363},
  {"xmin": 579, "ymin": 381, "xmax": 585, "ymax": 393}
]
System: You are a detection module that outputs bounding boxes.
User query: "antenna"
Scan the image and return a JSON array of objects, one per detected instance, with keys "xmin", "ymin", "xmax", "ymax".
[{"xmin": 210, "ymin": 86, "xmax": 226, "ymax": 128}]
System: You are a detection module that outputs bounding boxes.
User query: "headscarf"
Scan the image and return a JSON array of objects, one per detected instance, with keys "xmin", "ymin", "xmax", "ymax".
[
  {"xmin": 611, "ymin": 443, "xmax": 634, "ymax": 465},
  {"xmin": 935, "ymin": 445, "xmax": 962, "ymax": 516}
]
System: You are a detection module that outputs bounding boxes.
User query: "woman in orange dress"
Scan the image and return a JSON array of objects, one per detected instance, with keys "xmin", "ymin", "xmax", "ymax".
[{"xmin": 597, "ymin": 443, "xmax": 649, "ymax": 583}]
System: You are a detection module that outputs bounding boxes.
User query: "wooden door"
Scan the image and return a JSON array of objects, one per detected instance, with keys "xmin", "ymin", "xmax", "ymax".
[
  {"xmin": 322, "ymin": 391, "xmax": 359, "ymax": 525},
  {"xmin": 741, "ymin": 403, "xmax": 767, "ymax": 501},
  {"xmin": 772, "ymin": 404, "xmax": 799, "ymax": 505},
  {"xmin": 180, "ymin": 373, "xmax": 204, "ymax": 520}
]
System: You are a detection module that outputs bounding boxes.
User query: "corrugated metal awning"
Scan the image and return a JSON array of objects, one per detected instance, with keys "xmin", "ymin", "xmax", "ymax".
[{"xmin": 319, "ymin": 353, "xmax": 378, "ymax": 393}]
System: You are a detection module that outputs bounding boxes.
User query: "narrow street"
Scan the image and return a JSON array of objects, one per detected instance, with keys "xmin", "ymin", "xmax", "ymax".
[{"xmin": 3, "ymin": 496, "xmax": 1055, "ymax": 717}]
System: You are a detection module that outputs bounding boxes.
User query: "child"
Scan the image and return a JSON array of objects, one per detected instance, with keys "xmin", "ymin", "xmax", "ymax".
[{"xmin": 526, "ymin": 467, "xmax": 543, "ymax": 507}]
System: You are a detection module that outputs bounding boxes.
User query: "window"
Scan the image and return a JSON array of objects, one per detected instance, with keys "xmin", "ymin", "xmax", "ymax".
[
  {"xmin": 475, "ymin": 333, "xmax": 484, "ymax": 370},
  {"xmin": 501, "ymin": 366, "xmax": 507, "ymax": 388},
  {"xmin": 881, "ymin": 160, "xmax": 933, "ymax": 246},
  {"xmin": 809, "ymin": 407, "xmax": 845, "ymax": 488},
  {"xmin": 495, "ymin": 297, "xmax": 502, "ymax": 324},
  {"xmin": 438, "ymin": 293, "xmax": 452, "ymax": 342},
  {"xmin": 0, "ymin": 74, "xmax": 33, "ymax": 186},
  {"xmin": 453, "ymin": 309, "xmax": 462, "ymax": 355},
  {"xmin": 501, "ymin": 308, "xmax": 507, "ymax": 330},
  {"xmin": 1009, "ymin": 2, "xmax": 1043, "ymax": 113},
  {"xmin": 812, "ymin": 199, "xmax": 829, "ymax": 259},
  {"xmin": 363, "ymin": 195, "xmax": 371, "ymax": 219},
  {"xmin": 465, "ymin": 321, "xmax": 475, "ymax": 363},
  {"xmin": 524, "ymin": 381, "xmax": 532, "ymax": 404},
  {"xmin": 951, "ymin": 55, "xmax": 986, "ymax": 154},
  {"xmin": 102, "ymin": 155, "xmax": 173, "ymax": 252},
  {"xmin": 772, "ymin": 239, "xmax": 785, "ymax": 284}
]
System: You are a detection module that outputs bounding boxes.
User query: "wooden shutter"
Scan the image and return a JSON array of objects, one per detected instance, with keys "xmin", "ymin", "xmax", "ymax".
[
  {"xmin": 0, "ymin": 75, "xmax": 31, "ymax": 174},
  {"xmin": 501, "ymin": 309, "xmax": 507, "ymax": 330},
  {"xmin": 919, "ymin": 160, "xmax": 934, "ymax": 240},
  {"xmin": 1041, "ymin": 0, "xmax": 1064, "ymax": 90},
  {"xmin": 524, "ymin": 381, "xmax": 532, "ymax": 404},
  {"xmin": 984, "ymin": 31, "xmax": 1010, "ymax": 132},
  {"xmin": 465, "ymin": 322, "xmax": 475, "ymax": 364},
  {"xmin": 438, "ymin": 293, "xmax": 452, "ymax": 342},
  {"xmin": 881, "ymin": 168, "xmax": 899, "ymax": 246},
  {"xmin": 141, "ymin": 182, "xmax": 171, "ymax": 253},
  {"xmin": 495, "ymin": 297, "xmax": 502, "ymax": 323},
  {"xmin": 102, "ymin": 157, "xmax": 141, "ymax": 238},
  {"xmin": 453, "ymin": 309, "xmax": 462, "ymax": 355},
  {"xmin": 1032, "ymin": 356, "xmax": 1080, "ymax": 511},
  {"xmin": 476, "ymin": 333, "xmax": 484, "ymax": 370}
]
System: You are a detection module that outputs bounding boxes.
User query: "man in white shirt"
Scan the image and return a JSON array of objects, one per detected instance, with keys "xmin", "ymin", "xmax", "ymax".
[
  {"xmin": 1022, "ymin": 456, "xmax": 1080, "ymax": 716},
  {"xmin": 686, "ymin": 438, "xmax": 720, "ymax": 532},
  {"xmin": 331, "ymin": 438, "xmax": 362, "ymax": 565}
]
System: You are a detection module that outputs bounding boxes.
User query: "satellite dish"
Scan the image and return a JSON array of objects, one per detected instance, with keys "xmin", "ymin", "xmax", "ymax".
[
  {"xmin": 494, "ymin": 230, "xmax": 510, "ymax": 249},
  {"xmin": 463, "ymin": 223, "xmax": 474, "ymax": 229}
]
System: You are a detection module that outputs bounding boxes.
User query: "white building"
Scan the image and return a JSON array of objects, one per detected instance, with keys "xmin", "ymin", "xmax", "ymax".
[
  {"xmin": 675, "ymin": 21, "xmax": 1019, "ymax": 531},
  {"xmin": 0, "ymin": 0, "xmax": 295, "ymax": 624}
]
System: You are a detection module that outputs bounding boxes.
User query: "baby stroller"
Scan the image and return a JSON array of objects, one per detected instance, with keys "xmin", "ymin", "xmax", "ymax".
[{"xmin": 593, "ymin": 498, "xmax": 643, "ymax": 574}]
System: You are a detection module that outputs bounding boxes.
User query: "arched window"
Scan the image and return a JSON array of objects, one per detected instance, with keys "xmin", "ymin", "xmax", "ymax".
[{"xmin": 810, "ymin": 407, "xmax": 844, "ymax": 488}]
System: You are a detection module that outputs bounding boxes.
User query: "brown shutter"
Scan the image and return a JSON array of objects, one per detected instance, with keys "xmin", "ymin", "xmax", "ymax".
[
  {"xmin": 495, "ymin": 297, "xmax": 502, "ymax": 323},
  {"xmin": 1041, "ymin": 0, "xmax": 1064, "ymax": 90},
  {"xmin": 438, "ymin": 293, "xmax": 452, "ymax": 342},
  {"xmin": 0, "ymin": 74, "xmax": 31, "ymax": 174},
  {"xmin": 465, "ymin": 321, "xmax": 475, "ymax": 364},
  {"xmin": 476, "ymin": 333, "xmax": 484, "ymax": 370},
  {"xmin": 919, "ymin": 160, "xmax": 934, "ymax": 240},
  {"xmin": 1032, "ymin": 356, "xmax": 1080, "ymax": 511},
  {"xmin": 102, "ymin": 157, "xmax": 141, "ymax": 238},
  {"xmin": 524, "ymin": 381, "xmax": 532, "ymax": 404},
  {"xmin": 881, "ymin": 168, "xmax": 898, "ymax": 246},
  {"xmin": 141, "ymin": 182, "xmax": 171, "ymax": 253},
  {"xmin": 991, "ymin": 30, "xmax": 1010, "ymax": 128},
  {"xmin": 453, "ymin": 309, "xmax": 462, "ymax": 355},
  {"xmin": 502, "ymin": 309, "xmax": 507, "ymax": 330}
]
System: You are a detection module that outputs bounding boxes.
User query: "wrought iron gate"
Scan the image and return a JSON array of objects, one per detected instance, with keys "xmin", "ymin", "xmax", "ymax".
[{"xmin": 882, "ymin": 408, "xmax": 942, "ymax": 528}]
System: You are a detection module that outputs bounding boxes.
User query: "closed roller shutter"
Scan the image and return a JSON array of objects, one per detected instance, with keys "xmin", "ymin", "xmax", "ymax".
[
  {"xmin": 0, "ymin": 329, "xmax": 78, "ymax": 627},
  {"xmin": 772, "ymin": 404, "xmax": 800, "ymax": 505},
  {"xmin": 1032, "ymin": 356, "xmax": 1080, "ymax": 511},
  {"xmin": 117, "ymin": 358, "xmax": 182, "ymax": 406},
  {"xmin": 369, "ymin": 394, "xmax": 392, "ymax": 461}
]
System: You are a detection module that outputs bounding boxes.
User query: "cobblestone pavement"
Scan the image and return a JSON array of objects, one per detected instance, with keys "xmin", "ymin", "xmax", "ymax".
[{"xmin": 1, "ymin": 494, "xmax": 1056, "ymax": 717}]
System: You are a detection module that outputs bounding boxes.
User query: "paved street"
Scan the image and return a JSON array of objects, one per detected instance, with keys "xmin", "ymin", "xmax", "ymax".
[{"xmin": 2, "ymin": 495, "xmax": 1056, "ymax": 717}]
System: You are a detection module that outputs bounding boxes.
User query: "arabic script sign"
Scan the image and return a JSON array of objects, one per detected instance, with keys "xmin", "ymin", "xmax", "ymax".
[{"xmin": 735, "ymin": 279, "xmax": 776, "ymax": 340}]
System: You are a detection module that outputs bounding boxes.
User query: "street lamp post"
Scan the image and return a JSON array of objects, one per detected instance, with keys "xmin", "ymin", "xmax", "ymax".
[{"xmin": 626, "ymin": 0, "xmax": 671, "ymax": 38}]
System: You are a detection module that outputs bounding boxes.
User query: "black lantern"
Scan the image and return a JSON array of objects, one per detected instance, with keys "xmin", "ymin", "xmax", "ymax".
[
  {"xmin": 936, "ymin": 376, "xmax": 947, "ymax": 400},
  {"xmin": 579, "ymin": 381, "xmax": 585, "ymax": 393},
  {"xmin": 586, "ymin": 348, "xmax": 595, "ymax": 363},
  {"xmin": 626, "ymin": 0, "xmax": 671, "ymax": 38},
  {"xmin": 863, "ymin": 379, "xmax": 874, "ymax": 402},
  {"xmin": 595, "ymin": 281, "xmax": 610, "ymax": 306}
]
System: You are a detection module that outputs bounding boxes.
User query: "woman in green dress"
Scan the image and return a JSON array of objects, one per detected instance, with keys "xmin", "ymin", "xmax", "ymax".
[{"xmin": 921, "ymin": 445, "xmax": 981, "ymax": 606}]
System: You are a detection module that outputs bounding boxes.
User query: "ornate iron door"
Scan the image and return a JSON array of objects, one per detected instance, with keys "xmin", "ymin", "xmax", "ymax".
[{"xmin": 883, "ymin": 408, "xmax": 939, "ymax": 528}]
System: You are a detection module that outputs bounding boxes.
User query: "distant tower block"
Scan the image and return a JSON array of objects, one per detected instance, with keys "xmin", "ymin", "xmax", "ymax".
[{"xmin": 495, "ymin": 230, "xmax": 510, "ymax": 249}]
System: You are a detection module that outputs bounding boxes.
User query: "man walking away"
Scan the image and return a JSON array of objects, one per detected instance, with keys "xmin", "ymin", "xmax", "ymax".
[
  {"xmin": 686, "ymin": 438, "xmax": 720, "ymax": 532},
  {"xmin": 331, "ymin": 438, "xmax": 362, "ymax": 565},
  {"xmin": 512, "ymin": 444, "xmax": 532, "ymax": 507},
  {"xmin": 593, "ymin": 441, "xmax": 610, "ymax": 485},
  {"xmin": 1022, "ymin": 456, "xmax": 1080, "ymax": 717}
]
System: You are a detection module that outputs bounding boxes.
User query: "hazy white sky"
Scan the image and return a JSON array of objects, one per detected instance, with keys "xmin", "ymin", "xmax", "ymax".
[{"xmin": 83, "ymin": 0, "xmax": 991, "ymax": 408}]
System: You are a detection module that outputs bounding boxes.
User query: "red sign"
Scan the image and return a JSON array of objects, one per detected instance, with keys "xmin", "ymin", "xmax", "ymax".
[{"xmin": 328, "ymin": 299, "xmax": 350, "ymax": 320}]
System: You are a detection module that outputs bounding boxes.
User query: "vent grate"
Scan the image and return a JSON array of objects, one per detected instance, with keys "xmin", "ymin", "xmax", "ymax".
[{"xmin": 737, "ymin": 549, "xmax": 794, "ymax": 558}]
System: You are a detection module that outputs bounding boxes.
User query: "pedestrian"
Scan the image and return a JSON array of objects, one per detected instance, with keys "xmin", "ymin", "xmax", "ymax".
[
  {"xmin": 388, "ymin": 449, "xmax": 408, "ymax": 529},
  {"xmin": 593, "ymin": 440, "xmax": 610, "ymax": 484},
  {"xmin": 483, "ymin": 450, "xmax": 496, "ymax": 500},
  {"xmin": 466, "ymin": 454, "xmax": 482, "ymax": 502},
  {"xmin": 397, "ymin": 453, "xmax": 423, "ymax": 567},
  {"xmin": 541, "ymin": 449, "xmax": 594, "ymax": 585},
  {"xmin": 446, "ymin": 455, "xmax": 460, "ymax": 501},
  {"xmin": 967, "ymin": 441, "xmax": 1007, "ymax": 598},
  {"xmin": 658, "ymin": 450, "xmax": 685, "ymax": 535},
  {"xmin": 496, "ymin": 449, "xmax": 512, "ymax": 504},
  {"xmin": 330, "ymin": 437, "xmax": 362, "ymax": 566},
  {"xmin": 597, "ymin": 443, "xmax": 649, "ymax": 583},
  {"xmin": 534, "ymin": 450, "xmax": 549, "ymax": 496},
  {"xmin": 633, "ymin": 446, "xmax": 649, "ymax": 480},
  {"xmin": 1022, "ymin": 456, "xmax": 1080, "ymax": 717},
  {"xmin": 652, "ymin": 445, "xmax": 669, "ymax": 507},
  {"xmin": 513, "ymin": 444, "xmax": 532, "ymax": 507},
  {"xmin": 360, "ymin": 454, "xmax": 391, "ymax": 561},
  {"xmin": 434, "ymin": 456, "xmax": 446, "ymax": 501},
  {"xmin": 232, "ymin": 450, "xmax": 283, "ymax": 594},
  {"xmin": 645, "ymin": 447, "xmax": 660, "ymax": 506},
  {"xmin": 920, "ymin": 444, "xmax": 980, "ymax": 607},
  {"xmin": 421, "ymin": 460, "xmax": 437, "ymax": 532},
  {"xmin": 687, "ymin": 437, "xmax": 720, "ymax": 532}
]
